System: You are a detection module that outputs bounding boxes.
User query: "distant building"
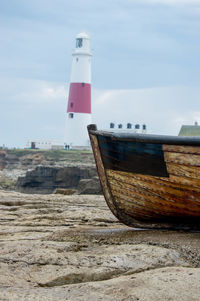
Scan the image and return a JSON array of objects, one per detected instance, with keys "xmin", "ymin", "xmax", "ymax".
[
  {"xmin": 26, "ymin": 140, "xmax": 63, "ymax": 150},
  {"xmin": 178, "ymin": 122, "xmax": 200, "ymax": 136},
  {"xmin": 109, "ymin": 122, "xmax": 147, "ymax": 134}
]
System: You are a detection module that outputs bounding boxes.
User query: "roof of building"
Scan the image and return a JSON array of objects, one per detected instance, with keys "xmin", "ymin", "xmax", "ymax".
[{"xmin": 178, "ymin": 124, "xmax": 200, "ymax": 136}]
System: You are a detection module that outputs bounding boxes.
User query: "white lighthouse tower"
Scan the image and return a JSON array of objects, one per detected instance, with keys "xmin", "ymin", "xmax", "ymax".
[{"xmin": 65, "ymin": 32, "xmax": 92, "ymax": 148}]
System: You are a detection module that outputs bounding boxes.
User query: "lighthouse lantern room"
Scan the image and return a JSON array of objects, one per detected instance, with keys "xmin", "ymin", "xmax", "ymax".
[{"xmin": 65, "ymin": 32, "xmax": 92, "ymax": 148}]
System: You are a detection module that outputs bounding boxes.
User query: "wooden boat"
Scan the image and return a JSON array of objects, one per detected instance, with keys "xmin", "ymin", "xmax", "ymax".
[{"xmin": 88, "ymin": 124, "xmax": 200, "ymax": 230}]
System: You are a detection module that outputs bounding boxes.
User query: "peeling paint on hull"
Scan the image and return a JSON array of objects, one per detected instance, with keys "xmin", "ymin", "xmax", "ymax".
[{"xmin": 88, "ymin": 124, "xmax": 200, "ymax": 230}]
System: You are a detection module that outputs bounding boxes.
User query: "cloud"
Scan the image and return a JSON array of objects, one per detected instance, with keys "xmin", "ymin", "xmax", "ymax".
[
  {"xmin": 139, "ymin": 0, "xmax": 200, "ymax": 5},
  {"xmin": 1, "ymin": 0, "xmax": 200, "ymax": 90},
  {"xmin": 92, "ymin": 86, "xmax": 200, "ymax": 135},
  {"xmin": 0, "ymin": 78, "xmax": 67, "ymax": 147},
  {"xmin": 0, "ymin": 77, "xmax": 67, "ymax": 103}
]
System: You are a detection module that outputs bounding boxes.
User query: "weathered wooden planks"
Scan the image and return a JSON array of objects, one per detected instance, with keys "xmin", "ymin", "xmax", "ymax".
[
  {"xmin": 107, "ymin": 169, "xmax": 200, "ymax": 217},
  {"xmin": 165, "ymin": 162, "xmax": 200, "ymax": 180},
  {"xmin": 164, "ymin": 151, "xmax": 200, "ymax": 167},
  {"xmin": 163, "ymin": 144, "xmax": 200, "ymax": 155}
]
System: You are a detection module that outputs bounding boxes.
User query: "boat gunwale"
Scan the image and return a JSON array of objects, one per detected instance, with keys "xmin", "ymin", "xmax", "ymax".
[{"xmin": 88, "ymin": 125, "xmax": 200, "ymax": 146}]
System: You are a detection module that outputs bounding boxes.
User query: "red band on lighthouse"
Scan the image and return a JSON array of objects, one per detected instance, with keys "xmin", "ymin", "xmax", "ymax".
[{"xmin": 67, "ymin": 83, "xmax": 91, "ymax": 114}]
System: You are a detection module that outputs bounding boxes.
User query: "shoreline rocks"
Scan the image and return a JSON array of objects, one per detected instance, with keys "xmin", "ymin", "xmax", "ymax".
[
  {"xmin": 0, "ymin": 149, "xmax": 99, "ymax": 194},
  {"xmin": 16, "ymin": 165, "xmax": 101, "ymax": 194}
]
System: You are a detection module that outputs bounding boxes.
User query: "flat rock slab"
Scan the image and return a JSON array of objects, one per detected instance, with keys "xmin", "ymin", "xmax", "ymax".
[
  {"xmin": 1, "ymin": 267, "xmax": 200, "ymax": 301},
  {"xmin": 0, "ymin": 190, "xmax": 200, "ymax": 300}
]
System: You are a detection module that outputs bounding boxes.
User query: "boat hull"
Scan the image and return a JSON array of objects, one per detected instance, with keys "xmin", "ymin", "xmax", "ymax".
[{"xmin": 88, "ymin": 124, "xmax": 200, "ymax": 229}]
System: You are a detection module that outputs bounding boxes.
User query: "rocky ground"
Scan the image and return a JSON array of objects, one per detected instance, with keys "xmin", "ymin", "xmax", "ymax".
[{"xmin": 0, "ymin": 190, "xmax": 200, "ymax": 300}]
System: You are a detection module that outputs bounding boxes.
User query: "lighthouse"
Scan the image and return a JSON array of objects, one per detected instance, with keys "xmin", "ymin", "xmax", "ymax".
[{"xmin": 65, "ymin": 32, "xmax": 92, "ymax": 148}]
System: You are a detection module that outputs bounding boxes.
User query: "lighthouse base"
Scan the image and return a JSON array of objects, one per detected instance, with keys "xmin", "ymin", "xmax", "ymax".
[{"xmin": 65, "ymin": 113, "xmax": 92, "ymax": 148}]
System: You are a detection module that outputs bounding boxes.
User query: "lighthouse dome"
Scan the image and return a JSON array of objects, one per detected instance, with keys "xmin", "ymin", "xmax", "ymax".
[
  {"xmin": 76, "ymin": 32, "xmax": 90, "ymax": 39},
  {"xmin": 74, "ymin": 32, "xmax": 92, "ymax": 55}
]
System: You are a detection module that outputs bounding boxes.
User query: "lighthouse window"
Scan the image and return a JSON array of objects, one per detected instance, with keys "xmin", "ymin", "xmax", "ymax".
[
  {"xmin": 110, "ymin": 123, "xmax": 115, "ymax": 129},
  {"xmin": 69, "ymin": 113, "xmax": 74, "ymax": 119},
  {"xmin": 127, "ymin": 123, "xmax": 132, "ymax": 129},
  {"xmin": 81, "ymin": 83, "xmax": 85, "ymax": 87},
  {"xmin": 118, "ymin": 124, "xmax": 123, "ymax": 129},
  {"xmin": 76, "ymin": 38, "xmax": 83, "ymax": 48},
  {"xmin": 70, "ymin": 102, "xmax": 74, "ymax": 108}
]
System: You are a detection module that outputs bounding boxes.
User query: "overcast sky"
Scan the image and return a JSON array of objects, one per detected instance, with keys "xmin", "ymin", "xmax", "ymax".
[{"xmin": 1, "ymin": 0, "xmax": 200, "ymax": 147}]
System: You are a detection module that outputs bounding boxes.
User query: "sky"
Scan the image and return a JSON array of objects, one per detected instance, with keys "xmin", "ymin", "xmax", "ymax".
[{"xmin": 1, "ymin": 0, "xmax": 200, "ymax": 147}]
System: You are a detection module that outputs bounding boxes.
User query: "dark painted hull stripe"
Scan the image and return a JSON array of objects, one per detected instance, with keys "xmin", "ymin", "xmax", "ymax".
[{"xmin": 98, "ymin": 135, "xmax": 169, "ymax": 177}]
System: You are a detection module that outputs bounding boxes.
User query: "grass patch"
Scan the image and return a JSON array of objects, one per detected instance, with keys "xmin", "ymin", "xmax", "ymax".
[
  {"xmin": 6, "ymin": 149, "xmax": 94, "ymax": 164},
  {"xmin": 0, "ymin": 176, "xmax": 16, "ymax": 190}
]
